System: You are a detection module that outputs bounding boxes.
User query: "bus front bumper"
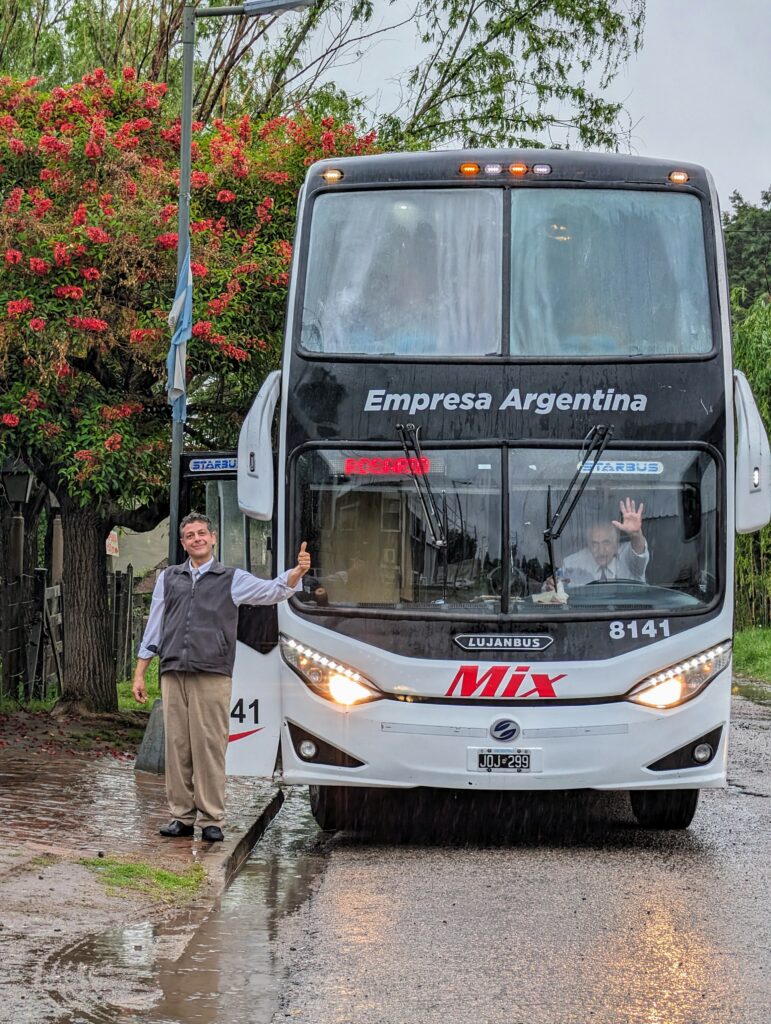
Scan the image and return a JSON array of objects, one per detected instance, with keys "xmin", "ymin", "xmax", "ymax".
[{"xmin": 279, "ymin": 671, "xmax": 731, "ymax": 791}]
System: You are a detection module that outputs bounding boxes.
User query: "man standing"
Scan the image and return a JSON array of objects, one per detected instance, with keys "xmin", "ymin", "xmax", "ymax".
[{"xmin": 132, "ymin": 512, "xmax": 311, "ymax": 842}]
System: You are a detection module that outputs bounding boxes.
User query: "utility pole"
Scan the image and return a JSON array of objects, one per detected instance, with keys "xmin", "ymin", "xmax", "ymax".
[{"xmin": 168, "ymin": 0, "xmax": 317, "ymax": 564}]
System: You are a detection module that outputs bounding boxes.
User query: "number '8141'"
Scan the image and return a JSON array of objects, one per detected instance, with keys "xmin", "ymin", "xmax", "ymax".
[{"xmin": 609, "ymin": 619, "xmax": 670, "ymax": 641}]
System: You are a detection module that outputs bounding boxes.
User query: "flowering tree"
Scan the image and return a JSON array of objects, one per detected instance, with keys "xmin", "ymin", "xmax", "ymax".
[{"xmin": 0, "ymin": 70, "xmax": 377, "ymax": 711}]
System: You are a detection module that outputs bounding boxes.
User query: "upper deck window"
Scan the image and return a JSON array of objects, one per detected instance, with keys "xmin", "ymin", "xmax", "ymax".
[
  {"xmin": 300, "ymin": 189, "xmax": 503, "ymax": 356},
  {"xmin": 510, "ymin": 189, "xmax": 713, "ymax": 357}
]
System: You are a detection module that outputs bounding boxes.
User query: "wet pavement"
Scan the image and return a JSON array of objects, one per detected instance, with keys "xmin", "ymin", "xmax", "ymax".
[
  {"xmin": 1, "ymin": 695, "xmax": 769, "ymax": 1023},
  {"xmin": 274, "ymin": 696, "xmax": 771, "ymax": 1024},
  {"xmin": 0, "ymin": 750, "xmax": 282, "ymax": 884}
]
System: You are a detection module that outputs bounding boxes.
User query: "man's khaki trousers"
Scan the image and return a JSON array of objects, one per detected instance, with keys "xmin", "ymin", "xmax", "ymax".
[{"xmin": 161, "ymin": 671, "xmax": 231, "ymax": 829}]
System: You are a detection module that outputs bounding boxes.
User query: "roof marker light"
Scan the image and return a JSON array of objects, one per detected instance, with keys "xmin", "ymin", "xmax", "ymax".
[
  {"xmin": 321, "ymin": 168, "xmax": 344, "ymax": 183},
  {"xmin": 669, "ymin": 170, "xmax": 689, "ymax": 184},
  {"xmin": 484, "ymin": 163, "xmax": 503, "ymax": 175},
  {"xmin": 459, "ymin": 162, "xmax": 480, "ymax": 176},
  {"xmin": 532, "ymin": 163, "xmax": 552, "ymax": 176},
  {"xmin": 509, "ymin": 162, "xmax": 528, "ymax": 177}
]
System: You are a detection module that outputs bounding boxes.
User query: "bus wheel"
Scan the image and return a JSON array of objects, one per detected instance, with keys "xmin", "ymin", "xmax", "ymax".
[
  {"xmin": 630, "ymin": 789, "xmax": 700, "ymax": 829},
  {"xmin": 309, "ymin": 785, "xmax": 363, "ymax": 831}
]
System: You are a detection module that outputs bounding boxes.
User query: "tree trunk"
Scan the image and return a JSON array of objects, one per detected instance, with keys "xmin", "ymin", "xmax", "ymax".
[{"xmin": 59, "ymin": 503, "xmax": 117, "ymax": 712}]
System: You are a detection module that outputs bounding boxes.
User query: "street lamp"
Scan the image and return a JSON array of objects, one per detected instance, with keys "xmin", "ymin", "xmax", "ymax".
[
  {"xmin": 1, "ymin": 459, "xmax": 34, "ymax": 582},
  {"xmin": 168, "ymin": 0, "xmax": 318, "ymax": 563}
]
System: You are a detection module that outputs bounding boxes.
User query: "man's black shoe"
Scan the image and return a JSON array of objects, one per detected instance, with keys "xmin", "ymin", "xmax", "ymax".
[
  {"xmin": 159, "ymin": 819, "xmax": 194, "ymax": 837},
  {"xmin": 201, "ymin": 826, "xmax": 224, "ymax": 842}
]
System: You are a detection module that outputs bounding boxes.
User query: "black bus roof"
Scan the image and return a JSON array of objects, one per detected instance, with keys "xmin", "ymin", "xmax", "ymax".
[{"xmin": 304, "ymin": 148, "xmax": 712, "ymax": 196}]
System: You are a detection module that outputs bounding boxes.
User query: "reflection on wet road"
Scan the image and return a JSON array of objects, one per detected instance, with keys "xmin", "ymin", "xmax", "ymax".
[
  {"xmin": 139, "ymin": 789, "xmax": 326, "ymax": 1024},
  {"xmin": 51, "ymin": 698, "xmax": 769, "ymax": 1024},
  {"xmin": 273, "ymin": 698, "xmax": 770, "ymax": 1024}
]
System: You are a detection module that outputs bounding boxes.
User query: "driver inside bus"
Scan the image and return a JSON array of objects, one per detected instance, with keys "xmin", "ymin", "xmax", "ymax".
[{"xmin": 544, "ymin": 497, "xmax": 649, "ymax": 589}]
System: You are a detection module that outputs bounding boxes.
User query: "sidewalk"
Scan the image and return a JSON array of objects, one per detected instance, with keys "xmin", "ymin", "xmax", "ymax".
[{"xmin": 0, "ymin": 745, "xmax": 283, "ymax": 886}]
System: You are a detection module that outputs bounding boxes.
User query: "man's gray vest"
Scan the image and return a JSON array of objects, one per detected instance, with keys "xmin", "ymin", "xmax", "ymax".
[{"xmin": 159, "ymin": 560, "xmax": 238, "ymax": 676}]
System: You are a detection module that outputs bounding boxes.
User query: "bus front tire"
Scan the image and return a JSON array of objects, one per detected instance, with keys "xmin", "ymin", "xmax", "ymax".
[
  {"xmin": 309, "ymin": 784, "xmax": 364, "ymax": 831},
  {"xmin": 630, "ymin": 788, "xmax": 700, "ymax": 829}
]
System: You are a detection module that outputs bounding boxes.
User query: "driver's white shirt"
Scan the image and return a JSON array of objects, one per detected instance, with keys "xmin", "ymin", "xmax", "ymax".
[{"xmin": 562, "ymin": 541, "xmax": 649, "ymax": 587}]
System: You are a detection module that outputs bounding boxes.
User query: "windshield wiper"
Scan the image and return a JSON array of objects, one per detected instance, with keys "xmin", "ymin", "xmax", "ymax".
[
  {"xmin": 543, "ymin": 424, "xmax": 614, "ymax": 589},
  {"xmin": 396, "ymin": 422, "xmax": 447, "ymax": 548}
]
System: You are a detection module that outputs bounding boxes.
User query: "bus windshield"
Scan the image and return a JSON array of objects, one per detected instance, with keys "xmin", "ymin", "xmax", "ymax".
[
  {"xmin": 295, "ymin": 449, "xmax": 503, "ymax": 612},
  {"xmin": 299, "ymin": 187, "xmax": 712, "ymax": 359},
  {"xmin": 294, "ymin": 446, "xmax": 719, "ymax": 615}
]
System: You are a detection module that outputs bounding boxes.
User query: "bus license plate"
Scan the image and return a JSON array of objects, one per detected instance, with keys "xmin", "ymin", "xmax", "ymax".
[{"xmin": 468, "ymin": 748, "xmax": 543, "ymax": 772}]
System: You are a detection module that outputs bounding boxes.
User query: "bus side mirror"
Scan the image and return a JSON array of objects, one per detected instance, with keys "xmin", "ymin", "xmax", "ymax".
[
  {"xmin": 238, "ymin": 370, "xmax": 281, "ymax": 520},
  {"xmin": 734, "ymin": 369, "xmax": 771, "ymax": 533}
]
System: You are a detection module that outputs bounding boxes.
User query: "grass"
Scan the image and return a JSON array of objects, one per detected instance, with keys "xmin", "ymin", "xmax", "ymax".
[
  {"xmin": 732, "ymin": 627, "xmax": 771, "ymax": 684},
  {"xmin": 117, "ymin": 659, "xmax": 160, "ymax": 711},
  {"xmin": 80, "ymin": 856, "xmax": 206, "ymax": 902}
]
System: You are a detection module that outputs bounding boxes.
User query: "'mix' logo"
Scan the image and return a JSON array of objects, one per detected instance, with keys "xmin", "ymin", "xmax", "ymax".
[{"xmin": 446, "ymin": 664, "xmax": 566, "ymax": 699}]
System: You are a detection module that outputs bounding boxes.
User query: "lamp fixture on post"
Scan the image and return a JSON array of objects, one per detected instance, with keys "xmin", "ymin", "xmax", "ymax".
[
  {"xmin": 1, "ymin": 459, "xmax": 34, "ymax": 581},
  {"xmin": 167, "ymin": 0, "xmax": 318, "ymax": 564}
]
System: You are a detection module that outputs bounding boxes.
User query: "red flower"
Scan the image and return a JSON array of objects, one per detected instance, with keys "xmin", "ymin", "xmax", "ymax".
[
  {"xmin": 54, "ymin": 285, "xmax": 84, "ymax": 300},
  {"xmin": 123, "ymin": 67, "xmax": 137, "ymax": 81},
  {"xmin": 7, "ymin": 297, "xmax": 34, "ymax": 317},
  {"xmin": 71, "ymin": 203, "xmax": 87, "ymax": 226},
  {"xmin": 84, "ymin": 140, "xmax": 102, "ymax": 159},
  {"xmin": 86, "ymin": 226, "xmax": 110, "ymax": 244},
  {"xmin": 74, "ymin": 449, "xmax": 95, "ymax": 462},
  {"xmin": 156, "ymin": 232, "xmax": 178, "ymax": 250},
  {"xmin": 29, "ymin": 257, "xmax": 50, "ymax": 275},
  {"xmin": 104, "ymin": 433, "xmax": 122, "ymax": 452},
  {"xmin": 5, "ymin": 248, "xmax": 23, "ymax": 265},
  {"xmin": 20, "ymin": 389, "xmax": 43, "ymax": 411},
  {"xmin": 54, "ymin": 361, "xmax": 73, "ymax": 378},
  {"xmin": 68, "ymin": 315, "xmax": 109, "ymax": 332},
  {"xmin": 216, "ymin": 189, "xmax": 236, "ymax": 203},
  {"xmin": 4, "ymin": 187, "xmax": 24, "ymax": 213},
  {"xmin": 31, "ymin": 196, "xmax": 53, "ymax": 218},
  {"xmin": 82, "ymin": 267, "xmax": 101, "ymax": 281},
  {"xmin": 53, "ymin": 242, "xmax": 71, "ymax": 267},
  {"xmin": 9, "ymin": 138, "xmax": 26, "ymax": 155},
  {"xmin": 191, "ymin": 262, "xmax": 208, "ymax": 277},
  {"xmin": 28, "ymin": 318, "xmax": 46, "ymax": 331},
  {"xmin": 1, "ymin": 413, "xmax": 20, "ymax": 428},
  {"xmin": 129, "ymin": 328, "xmax": 157, "ymax": 344},
  {"xmin": 192, "ymin": 321, "xmax": 212, "ymax": 338},
  {"xmin": 191, "ymin": 170, "xmax": 212, "ymax": 188},
  {"xmin": 160, "ymin": 203, "xmax": 177, "ymax": 224},
  {"xmin": 41, "ymin": 422, "xmax": 62, "ymax": 438}
]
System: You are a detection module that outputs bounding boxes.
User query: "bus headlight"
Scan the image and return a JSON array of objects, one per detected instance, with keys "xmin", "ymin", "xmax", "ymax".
[
  {"xmin": 280, "ymin": 636, "xmax": 384, "ymax": 706},
  {"xmin": 627, "ymin": 643, "xmax": 731, "ymax": 709}
]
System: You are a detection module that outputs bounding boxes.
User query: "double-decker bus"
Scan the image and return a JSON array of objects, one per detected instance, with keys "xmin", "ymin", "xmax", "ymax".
[{"xmin": 229, "ymin": 149, "xmax": 770, "ymax": 831}]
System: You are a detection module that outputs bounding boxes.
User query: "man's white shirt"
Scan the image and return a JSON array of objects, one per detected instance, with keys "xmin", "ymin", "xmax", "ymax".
[
  {"xmin": 562, "ymin": 541, "xmax": 649, "ymax": 588},
  {"xmin": 138, "ymin": 558, "xmax": 299, "ymax": 659}
]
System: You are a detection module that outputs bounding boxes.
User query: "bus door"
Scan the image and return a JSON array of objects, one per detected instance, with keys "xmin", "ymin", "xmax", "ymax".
[{"xmin": 181, "ymin": 452, "xmax": 282, "ymax": 778}]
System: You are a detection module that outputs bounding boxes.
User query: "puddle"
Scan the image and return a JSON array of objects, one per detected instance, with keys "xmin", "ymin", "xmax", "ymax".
[
  {"xmin": 48, "ymin": 789, "xmax": 325, "ymax": 1024},
  {"xmin": 732, "ymin": 680, "xmax": 771, "ymax": 705}
]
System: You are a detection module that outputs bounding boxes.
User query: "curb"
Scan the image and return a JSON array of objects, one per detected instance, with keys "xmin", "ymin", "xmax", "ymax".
[{"xmin": 218, "ymin": 785, "xmax": 285, "ymax": 889}]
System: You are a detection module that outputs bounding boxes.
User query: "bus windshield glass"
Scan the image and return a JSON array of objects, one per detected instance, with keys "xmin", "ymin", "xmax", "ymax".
[
  {"xmin": 510, "ymin": 189, "xmax": 713, "ymax": 357},
  {"xmin": 299, "ymin": 187, "xmax": 712, "ymax": 359},
  {"xmin": 300, "ymin": 189, "xmax": 503, "ymax": 356},
  {"xmin": 509, "ymin": 447, "xmax": 719, "ymax": 613},
  {"xmin": 295, "ymin": 449, "xmax": 502, "ymax": 612},
  {"xmin": 294, "ymin": 446, "xmax": 719, "ymax": 615}
]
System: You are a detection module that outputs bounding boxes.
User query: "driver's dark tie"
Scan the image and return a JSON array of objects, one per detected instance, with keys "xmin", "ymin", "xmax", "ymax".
[{"xmin": 599, "ymin": 568, "xmax": 608, "ymax": 582}]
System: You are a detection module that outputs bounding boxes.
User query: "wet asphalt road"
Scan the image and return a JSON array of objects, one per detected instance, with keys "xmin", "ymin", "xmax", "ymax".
[{"xmin": 271, "ymin": 696, "xmax": 770, "ymax": 1024}]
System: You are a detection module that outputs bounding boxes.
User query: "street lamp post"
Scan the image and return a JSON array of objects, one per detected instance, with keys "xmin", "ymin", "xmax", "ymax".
[{"xmin": 168, "ymin": 0, "xmax": 317, "ymax": 564}]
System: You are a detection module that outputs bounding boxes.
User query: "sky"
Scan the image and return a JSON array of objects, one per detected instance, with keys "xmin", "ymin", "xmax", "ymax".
[{"xmin": 326, "ymin": 0, "xmax": 770, "ymax": 214}]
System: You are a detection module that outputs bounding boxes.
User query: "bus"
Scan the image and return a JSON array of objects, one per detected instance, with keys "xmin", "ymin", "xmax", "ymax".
[{"xmin": 226, "ymin": 149, "xmax": 771, "ymax": 830}]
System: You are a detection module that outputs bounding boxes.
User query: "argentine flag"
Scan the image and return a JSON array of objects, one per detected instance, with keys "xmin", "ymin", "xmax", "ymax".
[{"xmin": 167, "ymin": 242, "xmax": 192, "ymax": 423}]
